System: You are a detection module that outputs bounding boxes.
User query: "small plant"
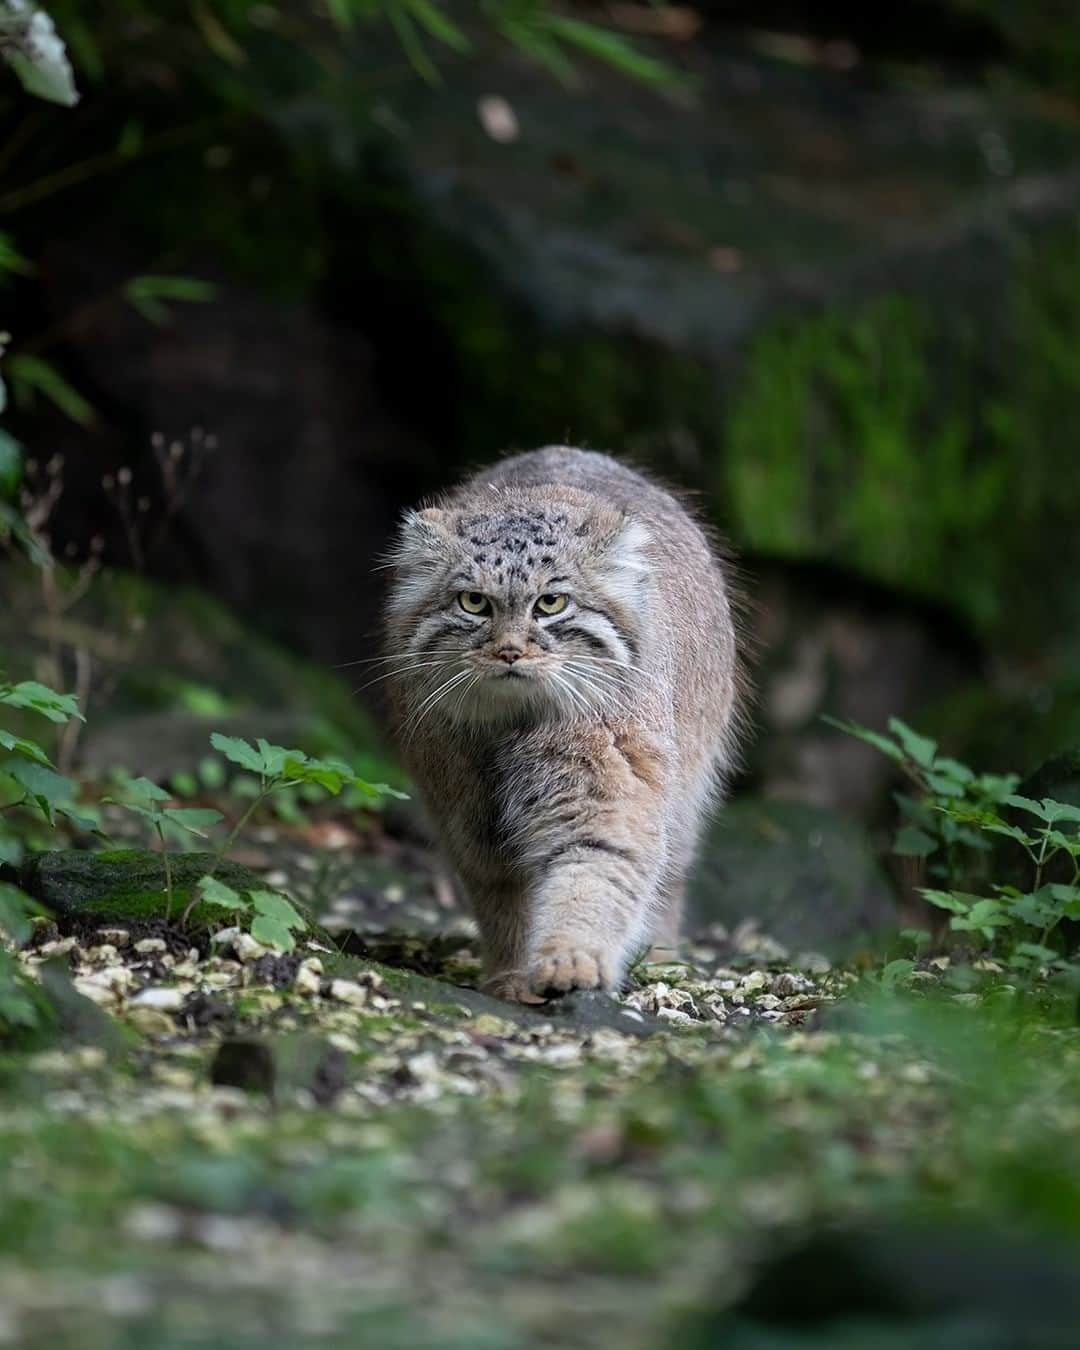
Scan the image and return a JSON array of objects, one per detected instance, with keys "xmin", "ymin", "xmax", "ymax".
[
  {"xmin": 0, "ymin": 881, "xmax": 52, "ymax": 1039},
  {"xmin": 209, "ymin": 731, "xmax": 405, "ymax": 843},
  {"xmin": 0, "ymin": 678, "xmax": 95, "ymax": 864},
  {"xmin": 829, "ymin": 716, "xmax": 1080, "ymax": 982},
  {"xmin": 103, "ymin": 775, "xmax": 223, "ymax": 920},
  {"xmin": 825, "ymin": 714, "xmax": 1020, "ymax": 891},
  {"xmin": 106, "ymin": 733, "xmax": 405, "ymax": 950},
  {"xmin": 190, "ymin": 876, "xmax": 307, "ymax": 953}
]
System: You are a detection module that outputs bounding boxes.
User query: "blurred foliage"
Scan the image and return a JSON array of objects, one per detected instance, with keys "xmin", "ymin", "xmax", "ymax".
[
  {"xmin": 947, "ymin": 0, "xmax": 1080, "ymax": 96},
  {"xmin": 722, "ymin": 227, "xmax": 1080, "ymax": 646},
  {"xmin": 830, "ymin": 715, "xmax": 1080, "ymax": 986}
]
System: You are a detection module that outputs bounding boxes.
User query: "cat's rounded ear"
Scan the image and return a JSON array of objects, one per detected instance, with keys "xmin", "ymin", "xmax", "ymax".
[
  {"xmin": 599, "ymin": 515, "xmax": 652, "ymax": 606},
  {"xmin": 607, "ymin": 517, "xmax": 651, "ymax": 576},
  {"xmin": 391, "ymin": 506, "xmax": 452, "ymax": 568}
]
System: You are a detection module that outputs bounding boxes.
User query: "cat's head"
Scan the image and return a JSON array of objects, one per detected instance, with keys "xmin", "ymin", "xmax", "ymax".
[{"xmin": 384, "ymin": 488, "xmax": 652, "ymax": 726}]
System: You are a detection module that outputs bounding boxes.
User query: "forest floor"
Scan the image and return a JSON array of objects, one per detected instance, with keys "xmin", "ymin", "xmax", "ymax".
[{"xmin": 4, "ymin": 804, "xmax": 1080, "ymax": 1349}]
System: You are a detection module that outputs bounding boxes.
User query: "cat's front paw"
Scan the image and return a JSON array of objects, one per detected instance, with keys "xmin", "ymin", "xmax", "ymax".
[
  {"xmin": 483, "ymin": 971, "xmax": 549, "ymax": 1005},
  {"xmin": 529, "ymin": 943, "xmax": 615, "ymax": 996}
]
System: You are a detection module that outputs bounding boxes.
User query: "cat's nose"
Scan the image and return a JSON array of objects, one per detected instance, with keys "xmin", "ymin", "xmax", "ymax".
[{"xmin": 495, "ymin": 646, "xmax": 523, "ymax": 665}]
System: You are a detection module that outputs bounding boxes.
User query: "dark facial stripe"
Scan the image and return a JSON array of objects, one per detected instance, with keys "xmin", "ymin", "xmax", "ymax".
[
  {"xmin": 417, "ymin": 618, "xmax": 472, "ymax": 656},
  {"xmin": 578, "ymin": 606, "xmax": 640, "ymax": 661},
  {"xmin": 557, "ymin": 624, "xmax": 611, "ymax": 656}
]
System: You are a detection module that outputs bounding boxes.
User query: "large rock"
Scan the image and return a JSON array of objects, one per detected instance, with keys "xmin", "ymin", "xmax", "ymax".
[
  {"xmin": 17, "ymin": 848, "xmax": 283, "ymax": 931},
  {"xmin": 353, "ymin": 37, "xmax": 1080, "ymax": 657},
  {"xmin": 689, "ymin": 799, "xmax": 896, "ymax": 953},
  {"xmin": 745, "ymin": 563, "xmax": 972, "ymax": 815}
]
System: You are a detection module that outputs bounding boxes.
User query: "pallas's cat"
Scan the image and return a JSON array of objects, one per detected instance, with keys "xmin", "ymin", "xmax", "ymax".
[{"xmin": 384, "ymin": 446, "xmax": 742, "ymax": 1001}]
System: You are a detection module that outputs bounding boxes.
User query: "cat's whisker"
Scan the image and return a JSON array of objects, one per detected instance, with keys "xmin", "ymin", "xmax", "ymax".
[
  {"xmin": 451, "ymin": 672, "xmax": 482, "ymax": 720},
  {"xmin": 561, "ymin": 663, "xmax": 627, "ymax": 708},
  {"xmin": 549, "ymin": 670, "xmax": 593, "ymax": 719},
  {"xmin": 402, "ymin": 668, "xmax": 473, "ymax": 744},
  {"xmin": 351, "ymin": 659, "xmax": 456, "ymax": 696},
  {"xmin": 338, "ymin": 651, "xmax": 452, "ymax": 670},
  {"xmin": 562, "ymin": 661, "xmax": 626, "ymax": 693},
  {"xmin": 572, "ymin": 655, "xmax": 662, "ymax": 694}
]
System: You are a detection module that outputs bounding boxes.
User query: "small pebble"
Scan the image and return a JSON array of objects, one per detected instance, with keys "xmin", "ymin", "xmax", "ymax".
[
  {"xmin": 130, "ymin": 987, "xmax": 186, "ymax": 1012},
  {"xmin": 329, "ymin": 980, "xmax": 368, "ymax": 1007}
]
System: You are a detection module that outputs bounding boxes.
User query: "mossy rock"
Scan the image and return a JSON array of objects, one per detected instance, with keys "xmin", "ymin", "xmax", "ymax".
[
  {"xmin": 17, "ymin": 849, "xmax": 281, "ymax": 930},
  {"xmin": 690, "ymin": 800, "xmax": 897, "ymax": 955}
]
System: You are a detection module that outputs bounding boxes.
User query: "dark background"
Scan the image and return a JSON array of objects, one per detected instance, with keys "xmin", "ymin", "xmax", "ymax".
[{"xmin": 3, "ymin": 0, "xmax": 1080, "ymax": 822}]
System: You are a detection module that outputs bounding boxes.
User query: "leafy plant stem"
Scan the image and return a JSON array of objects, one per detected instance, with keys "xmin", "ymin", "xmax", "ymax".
[
  {"xmin": 155, "ymin": 821, "xmax": 173, "ymax": 921},
  {"xmin": 208, "ymin": 778, "xmax": 299, "ymax": 878}
]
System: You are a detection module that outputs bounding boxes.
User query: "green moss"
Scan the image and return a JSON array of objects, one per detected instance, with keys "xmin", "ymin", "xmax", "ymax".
[
  {"xmin": 722, "ymin": 230, "xmax": 1080, "ymax": 651},
  {"xmin": 17, "ymin": 849, "xmax": 284, "ymax": 930}
]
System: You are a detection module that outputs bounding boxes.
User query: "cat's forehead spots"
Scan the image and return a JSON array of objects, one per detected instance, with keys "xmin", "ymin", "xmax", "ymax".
[{"xmin": 454, "ymin": 505, "xmax": 575, "ymax": 588}]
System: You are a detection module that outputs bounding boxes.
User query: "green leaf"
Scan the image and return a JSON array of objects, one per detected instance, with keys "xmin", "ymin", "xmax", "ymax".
[
  {"xmin": 283, "ymin": 753, "xmax": 350, "ymax": 794},
  {"xmin": 1047, "ymin": 830, "xmax": 1080, "ymax": 857},
  {"xmin": 822, "ymin": 715, "xmax": 904, "ymax": 763},
  {"xmin": 6, "ymin": 355, "xmax": 93, "ymax": 425},
  {"xmin": 356, "ymin": 778, "xmax": 409, "ymax": 802},
  {"xmin": 1050, "ymin": 884, "xmax": 1080, "ymax": 920},
  {"xmin": 880, "ymin": 958, "xmax": 915, "ymax": 990},
  {"xmin": 893, "ymin": 825, "xmax": 937, "ymax": 858},
  {"xmin": 195, "ymin": 876, "xmax": 249, "ymax": 913},
  {"xmin": 887, "ymin": 718, "xmax": 937, "ymax": 769},
  {"xmin": 249, "ymin": 890, "xmax": 306, "ymax": 932},
  {"xmin": 161, "ymin": 807, "xmax": 223, "ymax": 837},
  {"xmin": 1011, "ymin": 886, "xmax": 1060, "ymax": 929},
  {"xmin": 209, "ymin": 732, "xmax": 265, "ymax": 774},
  {"xmin": 0, "ymin": 756, "xmax": 77, "ymax": 823},
  {"xmin": 1006, "ymin": 795, "xmax": 1052, "ymax": 821},
  {"xmin": 1038, "ymin": 799, "xmax": 1080, "ymax": 826},
  {"xmin": 0, "ymin": 826, "xmax": 23, "ymax": 866},
  {"xmin": 54, "ymin": 800, "xmax": 101, "ymax": 834},
  {"xmin": 255, "ymin": 738, "xmax": 291, "ymax": 779},
  {"xmin": 541, "ymin": 14, "xmax": 676, "ymax": 87},
  {"xmin": 386, "ymin": 2, "xmax": 440, "ymax": 84},
  {"xmin": 980, "ymin": 821, "xmax": 1036, "ymax": 847},
  {"xmin": 900, "ymin": 928, "xmax": 931, "ymax": 951},
  {"xmin": 920, "ymin": 889, "xmax": 976, "ymax": 915},
  {"xmin": 0, "ymin": 882, "xmax": 40, "ymax": 945},
  {"xmin": 121, "ymin": 776, "xmax": 171, "ymax": 804},
  {"xmin": 932, "ymin": 757, "xmax": 975, "ymax": 785},
  {"xmin": 1012, "ymin": 942, "xmax": 1061, "ymax": 964},
  {"xmin": 125, "ymin": 274, "xmax": 216, "ymax": 326},
  {"xmin": 495, "ymin": 13, "xmax": 576, "ymax": 83},
  {"xmin": 402, "ymin": 0, "xmax": 470, "ymax": 52},
  {"xmin": 0, "ymin": 232, "xmax": 32, "ymax": 283},
  {"xmin": 108, "ymin": 800, "xmax": 161, "ymax": 825},
  {"xmin": 0, "ymin": 729, "xmax": 52, "ymax": 766},
  {"xmin": 250, "ymin": 914, "xmax": 295, "ymax": 953},
  {"xmin": 0, "ymin": 681, "xmax": 83, "ymax": 723},
  {"xmin": 967, "ymin": 898, "xmax": 1009, "ymax": 927},
  {"xmin": 0, "ymin": 428, "xmax": 22, "ymax": 497},
  {"xmin": 974, "ymin": 773, "xmax": 1021, "ymax": 804}
]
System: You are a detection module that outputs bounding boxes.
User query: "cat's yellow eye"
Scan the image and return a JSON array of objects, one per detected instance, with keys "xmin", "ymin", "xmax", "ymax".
[
  {"xmin": 458, "ymin": 591, "xmax": 491, "ymax": 616},
  {"xmin": 534, "ymin": 593, "xmax": 569, "ymax": 617}
]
